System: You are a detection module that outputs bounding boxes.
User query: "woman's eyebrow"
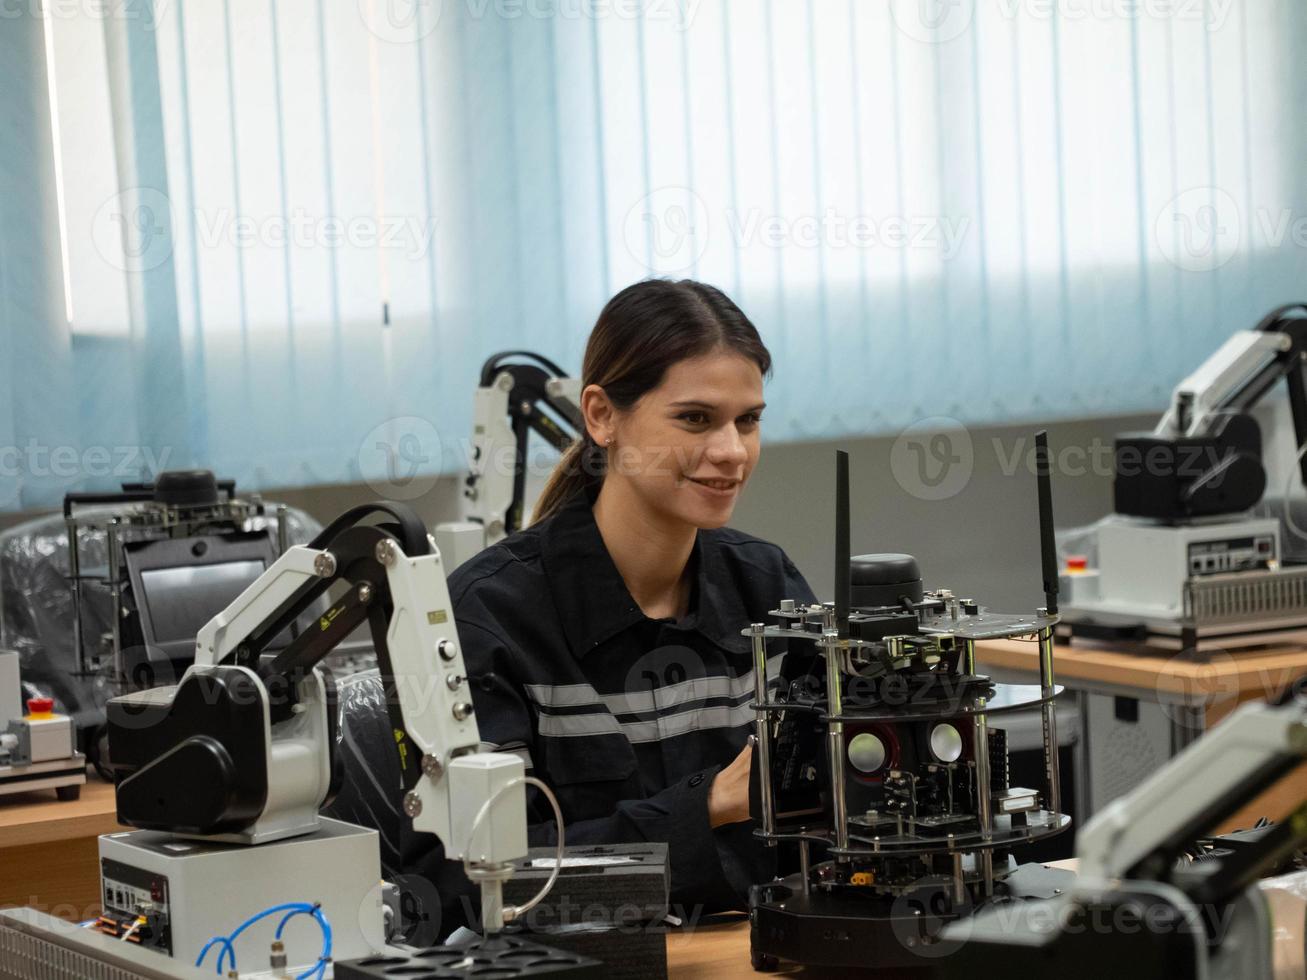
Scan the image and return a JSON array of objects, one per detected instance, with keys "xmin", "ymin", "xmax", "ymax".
[{"xmin": 668, "ymin": 400, "xmax": 767, "ymax": 413}]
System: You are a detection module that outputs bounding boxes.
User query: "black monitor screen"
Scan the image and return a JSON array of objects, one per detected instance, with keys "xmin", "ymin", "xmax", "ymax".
[{"xmin": 140, "ymin": 560, "xmax": 266, "ymax": 645}]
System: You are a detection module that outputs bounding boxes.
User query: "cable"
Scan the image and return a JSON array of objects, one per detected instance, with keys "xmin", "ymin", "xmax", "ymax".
[
  {"xmin": 198, "ymin": 900, "xmax": 331, "ymax": 976},
  {"xmin": 119, "ymin": 915, "xmax": 146, "ymax": 943},
  {"xmin": 1280, "ymin": 439, "xmax": 1307, "ymax": 548},
  {"xmin": 195, "ymin": 935, "xmax": 235, "ymax": 971},
  {"xmin": 464, "ymin": 775, "xmax": 566, "ymax": 924},
  {"xmin": 275, "ymin": 905, "xmax": 333, "ymax": 980}
]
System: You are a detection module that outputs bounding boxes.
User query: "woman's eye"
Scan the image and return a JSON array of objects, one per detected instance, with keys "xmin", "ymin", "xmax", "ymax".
[
  {"xmin": 738, "ymin": 413, "xmax": 763, "ymax": 428},
  {"xmin": 679, "ymin": 412, "xmax": 709, "ymax": 425}
]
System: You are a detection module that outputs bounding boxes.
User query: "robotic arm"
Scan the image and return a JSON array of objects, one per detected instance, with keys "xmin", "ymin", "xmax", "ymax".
[
  {"xmin": 438, "ymin": 353, "xmax": 581, "ymax": 567},
  {"xmin": 1118, "ymin": 304, "xmax": 1307, "ymax": 519},
  {"xmin": 106, "ymin": 501, "xmax": 535, "ymax": 931},
  {"xmin": 1076, "ymin": 690, "xmax": 1307, "ymax": 895}
]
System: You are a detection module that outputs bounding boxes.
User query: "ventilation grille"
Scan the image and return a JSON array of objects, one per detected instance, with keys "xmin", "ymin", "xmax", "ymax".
[
  {"xmin": 0, "ymin": 912, "xmax": 195, "ymax": 980},
  {"xmin": 1184, "ymin": 568, "xmax": 1307, "ymax": 625}
]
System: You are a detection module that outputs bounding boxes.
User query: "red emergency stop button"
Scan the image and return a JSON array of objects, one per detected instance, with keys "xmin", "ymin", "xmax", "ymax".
[
  {"xmin": 26, "ymin": 697, "xmax": 55, "ymax": 715},
  {"xmin": 1065, "ymin": 556, "xmax": 1088, "ymax": 572}
]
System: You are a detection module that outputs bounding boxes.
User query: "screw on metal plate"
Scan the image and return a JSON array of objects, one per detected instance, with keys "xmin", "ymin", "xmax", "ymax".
[
  {"xmin": 376, "ymin": 539, "xmax": 398, "ymax": 566},
  {"xmin": 421, "ymin": 753, "xmax": 443, "ymax": 779},
  {"xmin": 313, "ymin": 552, "xmax": 337, "ymax": 577},
  {"xmin": 403, "ymin": 792, "xmax": 423, "ymax": 817},
  {"xmin": 357, "ymin": 583, "xmax": 373, "ymax": 603},
  {"xmin": 453, "ymin": 702, "xmax": 474, "ymax": 721}
]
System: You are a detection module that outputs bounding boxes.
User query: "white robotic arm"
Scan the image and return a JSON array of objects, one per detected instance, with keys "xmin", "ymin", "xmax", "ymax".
[
  {"xmin": 437, "ymin": 352, "xmax": 582, "ymax": 568},
  {"xmin": 108, "ymin": 503, "xmax": 536, "ymax": 931},
  {"xmin": 1155, "ymin": 329, "xmax": 1294, "ymax": 439},
  {"xmin": 1076, "ymin": 692, "xmax": 1307, "ymax": 888}
]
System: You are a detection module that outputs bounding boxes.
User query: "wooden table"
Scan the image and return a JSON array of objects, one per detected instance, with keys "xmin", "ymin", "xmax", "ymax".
[
  {"xmin": 668, "ymin": 917, "xmax": 757, "ymax": 979},
  {"xmin": 0, "ymin": 775, "xmax": 125, "ymax": 921},
  {"xmin": 976, "ymin": 637, "xmax": 1307, "ymax": 829}
]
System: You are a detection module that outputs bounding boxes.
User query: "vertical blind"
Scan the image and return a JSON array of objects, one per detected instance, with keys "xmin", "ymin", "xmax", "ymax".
[{"xmin": 8, "ymin": 0, "xmax": 1307, "ymax": 509}]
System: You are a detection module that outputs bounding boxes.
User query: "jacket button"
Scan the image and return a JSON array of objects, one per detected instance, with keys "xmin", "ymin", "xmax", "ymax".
[{"xmin": 688, "ymin": 773, "xmax": 705, "ymax": 788}]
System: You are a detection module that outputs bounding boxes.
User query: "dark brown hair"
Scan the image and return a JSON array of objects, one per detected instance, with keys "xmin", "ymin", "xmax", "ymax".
[{"xmin": 532, "ymin": 279, "xmax": 772, "ymax": 523}]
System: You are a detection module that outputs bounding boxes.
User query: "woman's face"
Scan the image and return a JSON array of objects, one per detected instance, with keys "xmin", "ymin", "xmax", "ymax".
[{"xmin": 597, "ymin": 349, "xmax": 765, "ymax": 530}]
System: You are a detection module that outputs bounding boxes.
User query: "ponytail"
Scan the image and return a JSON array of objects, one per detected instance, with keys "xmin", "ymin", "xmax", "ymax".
[{"xmin": 532, "ymin": 432, "xmax": 605, "ymax": 524}]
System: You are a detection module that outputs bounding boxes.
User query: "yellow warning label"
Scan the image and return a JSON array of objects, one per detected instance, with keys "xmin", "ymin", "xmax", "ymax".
[
  {"xmin": 319, "ymin": 604, "xmax": 344, "ymax": 632},
  {"xmin": 394, "ymin": 729, "xmax": 408, "ymax": 769},
  {"xmin": 427, "ymin": 610, "xmax": 448, "ymax": 625}
]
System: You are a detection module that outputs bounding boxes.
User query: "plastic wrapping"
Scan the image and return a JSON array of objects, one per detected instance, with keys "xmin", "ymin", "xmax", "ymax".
[
  {"xmin": 0, "ymin": 502, "xmax": 321, "ymax": 739},
  {"xmin": 326, "ymin": 668, "xmax": 481, "ymax": 943},
  {"xmin": 324, "ymin": 668, "xmax": 406, "ymax": 877},
  {"xmin": 1260, "ymin": 869, "xmax": 1307, "ymax": 980}
]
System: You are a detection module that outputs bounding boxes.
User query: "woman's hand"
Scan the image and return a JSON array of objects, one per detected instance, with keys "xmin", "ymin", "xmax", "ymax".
[{"xmin": 707, "ymin": 738, "xmax": 754, "ymax": 828}]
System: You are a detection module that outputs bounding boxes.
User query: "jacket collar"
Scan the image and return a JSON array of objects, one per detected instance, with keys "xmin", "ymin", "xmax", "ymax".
[{"xmin": 538, "ymin": 489, "xmax": 751, "ymax": 658}]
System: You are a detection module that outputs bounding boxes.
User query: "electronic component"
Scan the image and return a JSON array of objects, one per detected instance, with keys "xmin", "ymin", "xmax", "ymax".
[
  {"xmin": 63, "ymin": 470, "xmax": 293, "ymax": 681},
  {"xmin": 0, "ymin": 648, "xmax": 85, "ymax": 801},
  {"xmin": 0, "ymin": 907, "xmax": 209, "ymax": 979},
  {"xmin": 96, "ymin": 819, "xmax": 378, "ymax": 965},
  {"xmin": 747, "ymin": 438, "xmax": 1072, "ymax": 973}
]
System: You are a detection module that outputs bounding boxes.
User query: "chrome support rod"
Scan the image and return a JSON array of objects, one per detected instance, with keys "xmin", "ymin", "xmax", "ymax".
[
  {"xmin": 1038, "ymin": 624, "xmax": 1062, "ymax": 817},
  {"xmin": 973, "ymin": 697, "xmax": 994, "ymax": 897},
  {"xmin": 824, "ymin": 611, "xmax": 849, "ymax": 853},
  {"xmin": 750, "ymin": 624, "xmax": 776, "ymax": 838}
]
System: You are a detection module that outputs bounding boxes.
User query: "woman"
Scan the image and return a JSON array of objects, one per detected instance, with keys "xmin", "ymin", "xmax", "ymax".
[{"xmin": 441, "ymin": 278, "xmax": 815, "ymax": 915}]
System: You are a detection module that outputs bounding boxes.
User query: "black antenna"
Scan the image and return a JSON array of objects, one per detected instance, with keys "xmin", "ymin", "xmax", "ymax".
[
  {"xmin": 835, "ymin": 450, "xmax": 851, "ymax": 638},
  {"xmin": 1034, "ymin": 431, "xmax": 1059, "ymax": 615}
]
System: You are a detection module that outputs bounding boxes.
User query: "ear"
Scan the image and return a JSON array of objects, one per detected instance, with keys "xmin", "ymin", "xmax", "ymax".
[{"xmin": 580, "ymin": 384, "xmax": 617, "ymax": 446}]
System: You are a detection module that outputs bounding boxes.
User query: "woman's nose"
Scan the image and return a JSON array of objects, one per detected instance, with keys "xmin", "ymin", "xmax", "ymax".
[{"xmin": 705, "ymin": 425, "xmax": 748, "ymax": 467}]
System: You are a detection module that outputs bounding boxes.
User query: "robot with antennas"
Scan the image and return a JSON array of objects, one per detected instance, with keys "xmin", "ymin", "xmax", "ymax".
[{"xmin": 746, "ymin": 435, "xmax": 1072, "ymax": 972}]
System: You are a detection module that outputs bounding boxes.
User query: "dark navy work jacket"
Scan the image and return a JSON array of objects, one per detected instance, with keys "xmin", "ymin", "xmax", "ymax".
[{"xmin": 445, "ymin": 487, "xmax": 816, "ymax": 912}]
